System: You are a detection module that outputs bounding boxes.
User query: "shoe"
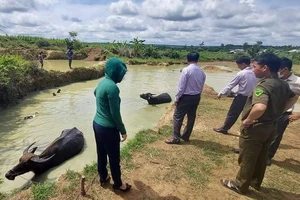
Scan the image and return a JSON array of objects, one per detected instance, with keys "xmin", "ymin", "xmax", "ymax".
[
  {"xmin": 113, "ymin": 183, "xmax": 132, "ymax": 192},
  {"xmin": 165, "ymin": 137, "xmax": 180, "ymax": 144},
  {"xmin": 181, "ymin": 136, "xmax": 190, "ymax": 142},
  {"xmin": 100, "ymin": 176, "xmax": 110, "ymax": 187},
  {"xmin": 250, "ymin": 183, "xmax": 260, "ymax": 191},
  {"xmin": 267, "ymin": 158, "xmax": 272, "ymax": 166},
  {"xmin": 232, "ymin": 148, "xmax": 240, "ymax": 154},
  {"xmin": 213, "ymin": 128, "xmax": 228, "ymax": 134}
]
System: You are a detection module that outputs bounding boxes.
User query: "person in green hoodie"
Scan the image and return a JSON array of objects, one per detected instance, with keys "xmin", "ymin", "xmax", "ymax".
[{"xmin": 93, "ymin": 57, "xmax": 131, "ymax": 192}]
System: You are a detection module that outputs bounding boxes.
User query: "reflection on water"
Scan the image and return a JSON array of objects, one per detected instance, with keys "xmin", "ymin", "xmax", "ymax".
[{"xmin": 0, "ymin": 62, "xmax": 299, "ymax": 192}]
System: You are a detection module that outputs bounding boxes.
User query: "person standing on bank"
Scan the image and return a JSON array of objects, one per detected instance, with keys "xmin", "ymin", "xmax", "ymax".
[
  {"xmin": 221, "ymin": 53, "xmax": 298, "ymax": 195},
  {"xmin": 165, "ymin": 52, "xmax": 206, "ymax": 144},
  {"xmin": 67, "ymin": 48, "xmax": 74, "ymax": 69},
  {"xmin": 93, "ymin": 57, "xmax": 131, "ymax": 192},
  {"xmin": 38, "ymin": 52, "xmax": 44, "ymax": 69},
  {"xmin": 213, "ymin": 56, "xmax": 257, "ymax": 134},
  {"xmin": 267, "ymin": 57, "xmax": 300, "ymax": 165}
]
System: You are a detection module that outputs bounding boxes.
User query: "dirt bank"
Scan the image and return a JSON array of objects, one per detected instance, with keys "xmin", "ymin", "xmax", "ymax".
[
  {"xmin": 0, "ymin": 67, "xmax": 104, "ymax": 109},
  {"xmin": 203, "ymin": 65, "xmax": 232, "ymax": 73}
]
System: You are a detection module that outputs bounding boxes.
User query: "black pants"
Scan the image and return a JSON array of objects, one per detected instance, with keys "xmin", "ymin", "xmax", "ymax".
[
  {"xmin": 222, "ymin": 94, "xmax": 248, "ymax": 131},
  {"xmin": 173, "ymin": 94, "xmax": 200, "ymax": 140},
  {"xmin": 268, "ymin": 112, "xmax": 291, "ymax": 159},
  {"xmin": 93, "ymin": 121, "xmax": 122, "ymax": 187}
]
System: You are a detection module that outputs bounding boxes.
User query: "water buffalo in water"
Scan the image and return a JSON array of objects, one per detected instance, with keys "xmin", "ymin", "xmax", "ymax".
[
  {"xmin": 140, "ymin": 93, "xmax": 172, "ymax": 105},
  {"xmin": 5, "ymin": 127, "xmax": 84, "ymax": 180}
]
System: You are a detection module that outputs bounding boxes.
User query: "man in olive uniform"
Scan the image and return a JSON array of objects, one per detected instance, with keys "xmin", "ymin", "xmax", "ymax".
[{"xmin": 220, "ymin": 53, "xmax": 298, "ymax": 195}]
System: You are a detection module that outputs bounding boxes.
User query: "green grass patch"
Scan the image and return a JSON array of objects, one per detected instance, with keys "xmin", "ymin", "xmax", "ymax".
[
  {"xmin": 121, "ymin": 129, "xmax": 159, "ymax": 168},
  {"xmin": 145, "ymin": 147, "xmax": 166, "ymax": 158},
  {"xmin": 183, "ymin": 159, "xmax": 212, "ymax": 187},
  {"xmin": 65, "ymin": 169, "xmax": 81, "ymax": 182},
  {"xmin": 83, "ymin": 161, "xmax": 98, "ymax": 179},
  {"xmin": 31, "ymin": 182, "xmax": 55, "ymax": 200}
]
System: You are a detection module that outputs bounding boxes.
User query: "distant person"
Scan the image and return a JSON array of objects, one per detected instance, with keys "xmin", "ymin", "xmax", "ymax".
[
  {"xmin": 93, "ymin": 57, "xmax": 131, "ymax": 192},
  {"xmin": 165, "ymin": 52, "xmax": 206, "ymax": 144},
  {"xmin": 221, "ymin": 53, "xmax": 297, "ymax": 195},
  {"xmin": 213, "ymin": 56, "xmax": 257, "ymax": 134},
  {"xmin": 267, "ymin": 57, "xmax": 300, "ymax": 165},
  {"xmin": 67, "ymin": 48, "xmax": 74, "ymax": 69},
  {"xmin": 38, "ymin": 52, "xmax": 43, "ymax": 69}
]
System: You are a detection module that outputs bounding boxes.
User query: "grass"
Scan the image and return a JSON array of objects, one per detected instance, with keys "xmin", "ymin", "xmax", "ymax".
[{"xmin": 31, "ymin": 182, "xmax": 55, "ymax": 200}]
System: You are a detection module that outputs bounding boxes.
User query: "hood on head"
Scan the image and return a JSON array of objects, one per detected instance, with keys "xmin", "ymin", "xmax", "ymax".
[{"xmin": 105, "ymin": 57, "xmax": 127, "ymax": 83}]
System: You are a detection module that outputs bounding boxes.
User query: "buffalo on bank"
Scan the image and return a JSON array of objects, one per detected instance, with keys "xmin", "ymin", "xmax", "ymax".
[{"xmin": 5, "ymin": 127, "xmax": 84, "ymax": 180}]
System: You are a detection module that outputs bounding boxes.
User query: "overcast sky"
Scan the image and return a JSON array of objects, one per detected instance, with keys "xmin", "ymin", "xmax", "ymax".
[{"xmin": 0, "ymin": 0, "xmax": 300, "ymax": 46}]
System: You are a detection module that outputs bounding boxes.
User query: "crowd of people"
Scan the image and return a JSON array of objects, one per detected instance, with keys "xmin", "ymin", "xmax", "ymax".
[{"xmin": 92, "ymin": 52, "xmax": 299, "ymax": 195}]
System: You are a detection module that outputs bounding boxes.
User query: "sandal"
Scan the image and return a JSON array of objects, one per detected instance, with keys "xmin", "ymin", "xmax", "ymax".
[
  {"xmin": 113, "ymin": 183, "xmax": 132, "ymax": 192},
  {"xmin": 100, "ymin": 176, "xmax": 111, "ymax": 187},
  {"xmin": 220, "ymin": 179, "xmax": 244, "ymax": 195}
]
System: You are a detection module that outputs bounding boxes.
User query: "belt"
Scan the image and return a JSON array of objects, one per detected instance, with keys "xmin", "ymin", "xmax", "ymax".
[{"xmin": 182, "ymin": 93, "xmax": 200, "ymax": 97}]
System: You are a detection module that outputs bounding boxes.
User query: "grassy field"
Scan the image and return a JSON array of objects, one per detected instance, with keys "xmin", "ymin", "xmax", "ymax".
[{"xmin": 4, "ymin": 91, "xmax": 300, "ymax": 200}]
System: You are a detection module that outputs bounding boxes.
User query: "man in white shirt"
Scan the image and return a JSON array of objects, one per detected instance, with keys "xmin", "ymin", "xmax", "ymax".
[
  {"xmin": 213, "ymin": 56, "xmax": 257, "ymax": 134},
  {"xmin": 267, "ymin": 57, "xmax": 300, "ymax": 165}
]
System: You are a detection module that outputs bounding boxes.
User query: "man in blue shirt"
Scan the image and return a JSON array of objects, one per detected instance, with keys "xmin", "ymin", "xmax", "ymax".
[
  {"xmin": 67, "ymin": 48, "xmax": 74, "ymax": 69},
  {"xmin": 213, "ymin": 56, "xmax": 257, "ymax": 134},
  {"xmin": 165, "ymin": 52, "xmax": 206, "ymax": 144}
]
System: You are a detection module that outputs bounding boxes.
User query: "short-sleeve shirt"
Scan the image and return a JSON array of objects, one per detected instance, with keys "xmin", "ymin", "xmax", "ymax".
[
  {"xmin": 241, "ymin": 76, "xmax": 295, "ymax": 122},
  {"xmin": 285, "ymin": 74, "xmax": 300, "ymax": 112},
  {"xmin": 67, "ymin": 50, "xmax": 73, "ymax": 60}
]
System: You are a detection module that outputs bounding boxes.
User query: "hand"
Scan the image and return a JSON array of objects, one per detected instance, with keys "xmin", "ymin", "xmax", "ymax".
[
  {"xmin": 289, "ymin": 114, "xmax": 300, "ymax": 122},
  {"xmin": 121, "ymin": 134, "xmax": 127, "ymax": 142},
  {"xmin": 242, "ymin": 118, "xmax": 254, "ymax": 128},
  {"xmin": 217, "ymin": 94, "xmax": 221, "ymax": 99},
  {"xmin": 174, "ymin": 101, "xmax": 178, "ymax": 107}
]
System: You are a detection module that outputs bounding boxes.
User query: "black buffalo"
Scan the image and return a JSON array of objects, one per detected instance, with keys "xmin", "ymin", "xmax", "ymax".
[
  {"xmin": 140, "ymin": 93, "xmax": 172, "ymax": 105},
  {"xmin": 5, "ymin": 127, "xmax": 84, "ymax": 180}
]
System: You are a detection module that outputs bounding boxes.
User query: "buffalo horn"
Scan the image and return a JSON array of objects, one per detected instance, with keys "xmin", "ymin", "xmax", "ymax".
[
  {"xmin": 23, "ymin": 142, "xmax": 36, "ymax": 155},
  {"xmin": 35, "ymin": 154, "xmax": 56, "ymax": 163}
]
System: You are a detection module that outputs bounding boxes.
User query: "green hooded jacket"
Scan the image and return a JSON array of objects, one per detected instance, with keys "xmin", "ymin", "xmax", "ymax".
[{"xmin": 93, "ymin": 57, "xmax": 127, "ymax": 134}]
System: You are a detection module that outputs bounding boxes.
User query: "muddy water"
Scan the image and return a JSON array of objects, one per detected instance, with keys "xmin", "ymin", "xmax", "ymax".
[{"xmin": 0, "ymin": 61, "xmax": 299, "ymax": 192}]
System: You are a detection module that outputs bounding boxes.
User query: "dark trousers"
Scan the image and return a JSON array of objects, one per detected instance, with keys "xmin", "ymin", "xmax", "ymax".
[
  {"xmin": 173, "ymin": 94, "xmax": 201, "ymax": 140},
  {"xmin": 68, "ymin": 59, "xmax": 72, "ymax": 68},
  {"xmin": 236, "ymin": 122, "xmax": 276, "ymax": 192},
  {"xmin": 93, "ymin": 121, "xmax": 122, "ymax": 187},
  {"xmin": 222, "ymin": 94, "xmax": 248, "ymax": 131},
  {"xmin": 268, "ymin": 112, "xmax": 291, "ymax": 159}
]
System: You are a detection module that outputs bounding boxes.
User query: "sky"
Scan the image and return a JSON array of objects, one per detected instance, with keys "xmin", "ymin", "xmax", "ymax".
[{"xmin": 0, "ymin": 0, "xmax": 300, "ymax": 46}]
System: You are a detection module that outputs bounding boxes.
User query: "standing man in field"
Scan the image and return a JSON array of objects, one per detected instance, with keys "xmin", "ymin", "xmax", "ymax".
[
  {"xmin": 165, "ymin": 52, "xmax": 206, "ymax": 144},
  {"xmin": 38, "ymin": 51, "xmax": 44, "ymax": 69},
  {"xmin": 67, "ymin": 48, "xmax": 74, "ymax": 69},
  {"xmin": 267, "ymin": 57, "xmax": 300, "ymax": 165},
  {"xmin": 213, "ymin": 56, "xmax": 257, "ymax": 134},
  {"xmin": 221, "ymin": 53, "xmax": 298, "ymax": 195}
]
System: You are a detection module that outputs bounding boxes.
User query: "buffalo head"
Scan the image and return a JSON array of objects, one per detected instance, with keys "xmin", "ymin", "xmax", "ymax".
[
  {"xmin": 140, "ymin": 93, "xmax": 155, "ymax": 100},
  {"xmin": 5, "ymin": 142, "xmax": 54, "ymax": 180}
]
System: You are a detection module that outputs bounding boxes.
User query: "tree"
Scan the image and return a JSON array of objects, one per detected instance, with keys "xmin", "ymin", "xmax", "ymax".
[
  {"xmin": 129, "ymin": 37, "xmax": 145, "ymax": 57},
  {"xmin": 243, "ymin": 42, "xmax": 249, "ymax": 51},
  {"xmin": 247, "ymin": 41, "xmax": 263, "ymax": 58},
  {"xmin": 65, "ymin": 31, "xmax": 82, "ymax": 50}
]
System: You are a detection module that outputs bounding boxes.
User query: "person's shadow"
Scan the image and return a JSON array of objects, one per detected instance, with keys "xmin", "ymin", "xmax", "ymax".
[
  {"xmin": 272, "ymin": 158, "xmax": 300, "ymax": 174},
  {"xmin": 246, "ymin": 187, "xmax": 300, "ymax": 200},
  {"xmin": 112, "ymin": 180, "xmax": 181, "ymax": 200}
]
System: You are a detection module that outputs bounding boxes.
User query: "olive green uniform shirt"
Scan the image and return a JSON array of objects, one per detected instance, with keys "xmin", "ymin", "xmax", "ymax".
[{"xmin": 242, "ymin": 76, "xmax": 295, "ymax": 122}]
